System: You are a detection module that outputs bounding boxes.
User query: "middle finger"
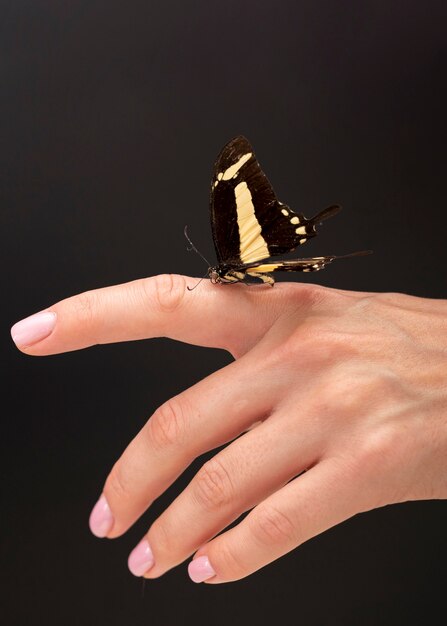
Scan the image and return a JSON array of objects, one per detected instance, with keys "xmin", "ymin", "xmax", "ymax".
[
  {"xmin": 92, "ymin": 354, "xmax": 279, "ymax": 538},
  {"xmin": 135, "ymin": 411, "xmax": 321, "ymax": 578}
]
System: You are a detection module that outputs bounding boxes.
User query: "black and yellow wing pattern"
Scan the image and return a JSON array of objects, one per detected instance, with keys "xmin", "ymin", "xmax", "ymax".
[{"xmin": 207, "ymin": 135, "xmax": 369, "ymax": 285}]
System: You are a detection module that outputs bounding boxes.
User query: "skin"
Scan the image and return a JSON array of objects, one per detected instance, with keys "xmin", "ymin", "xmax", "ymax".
[{"xmin": 12, "ymin": 274, "xmax": 447, "ymax": 583}]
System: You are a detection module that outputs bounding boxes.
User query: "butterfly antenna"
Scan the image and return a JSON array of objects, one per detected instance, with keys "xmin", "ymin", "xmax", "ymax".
[
  {"xmin": 184, "ymin": 226, "xmax": 212, "ymax": 291},
  {"xmin": 186, "ymin": 272, "xmax": 209, "ymax": 291},
  {"xmin": 184, "ymin": 226, "xmax": 211, "ymax": 266}
]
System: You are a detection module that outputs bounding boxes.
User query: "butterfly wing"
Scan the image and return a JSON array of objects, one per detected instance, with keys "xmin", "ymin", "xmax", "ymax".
[
  {"xmin": 210, "ymin": 136, "xmax": 341, "ymax": 265},
  {"xmin": 244, "ymin": 251, "xmax": 372, "ymax": 276}
]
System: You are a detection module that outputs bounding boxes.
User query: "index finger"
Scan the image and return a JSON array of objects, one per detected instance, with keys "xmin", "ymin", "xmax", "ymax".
[{"xmin": 10, "ymin": 274, "xmax": 290, "ymax": 356}]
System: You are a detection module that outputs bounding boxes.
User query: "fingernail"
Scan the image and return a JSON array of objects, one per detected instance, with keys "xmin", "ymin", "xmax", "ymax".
[
  {"xmin": 11, "ymin": 311, "xmax": 57, "ymax": 348},
  {"xmin": 89, "ymin": 494, "xmax": 114, "ymax": 538},
  {"xmin": 188, "ymin": 556, "xmax": 216, "ymax": 583},
  {"xmin": 128, "ymin": 538, "xmax": 155, "ymax": 577}
]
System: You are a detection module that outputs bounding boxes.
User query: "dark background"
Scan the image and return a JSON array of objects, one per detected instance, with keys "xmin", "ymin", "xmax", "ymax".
[{"xmin": 2, "ymin": 1, "xmax": 446, "ymax": 625}]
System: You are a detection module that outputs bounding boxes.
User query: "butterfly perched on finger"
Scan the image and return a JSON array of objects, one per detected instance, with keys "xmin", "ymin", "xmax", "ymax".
[{"xmin": 187, "ymin": 136, "xmax": 370, "ymax": 287}]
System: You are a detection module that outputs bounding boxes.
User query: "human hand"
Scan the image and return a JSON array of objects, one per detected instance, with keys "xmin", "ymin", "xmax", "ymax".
[{"xmin": 10, "ymin": 275, "xmax": 447, "ymax": 583}]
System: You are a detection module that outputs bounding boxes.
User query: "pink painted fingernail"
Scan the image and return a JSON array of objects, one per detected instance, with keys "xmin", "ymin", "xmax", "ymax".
[
  {"xmin": 89, "ymin": 494, "xmax": 114, "ymax": 538},
  {"xmin": 11, "ymin": 311, "xmax": 57, "ymax": 348},
  {"xmin": 128, "ymin": 538, "xmax": 154, "ymax": 577},
  {"xmin": 188, "ymin": 556, "xmax": 216, "ymax": 583}
]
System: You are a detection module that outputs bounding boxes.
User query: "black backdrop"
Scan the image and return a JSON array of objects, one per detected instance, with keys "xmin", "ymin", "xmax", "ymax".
[{"xmin": 2, "ymin": 2, "xmax": 446, "ymax": 625}]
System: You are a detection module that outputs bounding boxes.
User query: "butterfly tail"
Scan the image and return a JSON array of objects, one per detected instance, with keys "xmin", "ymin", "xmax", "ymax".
[
  {"xmin": 310, "ymin": 204, "xmax": 342, "ymax": 224},
  {"xmin": 294, "ymin": 204, "xmax": 342, "ymax": 241},
  {"xmin": 331, "ymin": 249, "xmax": 373, "ymax": 260}
]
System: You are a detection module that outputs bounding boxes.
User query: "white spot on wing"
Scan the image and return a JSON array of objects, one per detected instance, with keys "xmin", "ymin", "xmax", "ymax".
[
  {"xmin": 222, "ymin": 153, "xmax": 252, "ymax": 180},
  {"xmin": 295, "ymin": 226, "xmax": 307, "ymax": 235},
  {"xmin": 290, "ymin": 216, "xmax": 299, "ymax": 224},
  {"xmin": 281, "ymin": 209, "xmax": 289, "ymax": 216}
]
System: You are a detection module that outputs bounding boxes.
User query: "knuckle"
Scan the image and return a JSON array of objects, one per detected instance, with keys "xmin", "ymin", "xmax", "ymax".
[
  {"xmin": 147, "ymin": 397, "xmax": 187, "ymax": 451},
  {"xmin": 213, "ymin": 541, "xmax": 247, "ymax": 580},
  {"xmin": 373, "ymin": 291, "xmax": 411, "ymax": 308},
  {"xmin": 193, "ymin": 458, "xmax": 235, "ymax": 512},
  {"xmin": 105, "ymin": 462, "xmax": 133, "ymax": 504},
  {"xmin": 314, "ymin": 371, "xmax": 361, "ymax": 417},
  {"xmin": 145, "ymin": 274, "xmax": 187, "ymax": 313},
  {"xmin": 308, "ymin": 369, "xmax": 408, "ymax": 437},
  {"xmin": 273, "ymin": 327, "xmax": 354, "ymax": 371},
  {"xmin": 336, "ymin": 423, "xmax": 413, "ymax": 508},
  {"xmin": 147, "ymin": 518, "xmax": 172, "ymax": 557},
  {"xmin": 315, "ymin": 371, "xmax": 380, "ymax": 418},
  {"xmin": 72, "ymin": 290, "xmax": 99, "ymax": 326},
  {"xmin": 287, "ymin": 282, "xmax": 330, "ymax": 311},
  {"xmin": 308, "ymin": 327, "xmax": 361, "ymax": 364},
  {"xmin": 251, "ymin": 504, "xmax": 297, "ymax": 546},
  {"xmin": 339, "ymin": 369, "xmax": 403, "ymax": 414},
  {"xmin": 359, "ymin": 424, "xmax": 406, "ymax": 469}
]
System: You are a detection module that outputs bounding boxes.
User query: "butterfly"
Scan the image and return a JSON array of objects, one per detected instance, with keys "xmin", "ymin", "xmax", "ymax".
[{"xmin": 188, "ymin": 135, "xmax": 370, "ymax": 287}]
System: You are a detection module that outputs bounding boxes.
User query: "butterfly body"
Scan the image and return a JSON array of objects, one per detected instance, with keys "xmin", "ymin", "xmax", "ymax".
[
  {"xmin": 205, "ymin": 136, "xmax": 369, "ymax": 286},
  {"xmin": 208, "ymin": 257, "xmax": 333, "ymax": 286}
]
